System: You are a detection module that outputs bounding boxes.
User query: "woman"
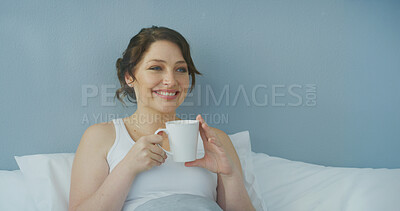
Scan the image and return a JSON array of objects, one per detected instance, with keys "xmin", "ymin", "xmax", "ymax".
[{"xmin": 69, "ymin": 26, "xmax": 255, "ymax": 211}]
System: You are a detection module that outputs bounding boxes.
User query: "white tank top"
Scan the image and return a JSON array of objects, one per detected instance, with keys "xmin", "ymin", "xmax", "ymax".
[{"xmin": 107, "ymin": 118, "xmax": 218, "ymax": 210}]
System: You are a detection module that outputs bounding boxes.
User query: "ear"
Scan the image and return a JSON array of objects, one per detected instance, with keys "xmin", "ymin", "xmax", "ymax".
[{"xmin": 125, "ymin": 72, "xmax": 134, "ymax": 87}]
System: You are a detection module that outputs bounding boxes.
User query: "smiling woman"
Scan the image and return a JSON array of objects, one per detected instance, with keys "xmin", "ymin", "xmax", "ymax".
[
  {"xmin": 125, "ymin": 40, "xmax": 191, "ymax": 113},
  {"xmin": 115, "ymin": 26, "xmax": 201, "ymax": 105},
  {"xmin": 68, "ymin": 26, "xmax": 255, "ymax": 211}
]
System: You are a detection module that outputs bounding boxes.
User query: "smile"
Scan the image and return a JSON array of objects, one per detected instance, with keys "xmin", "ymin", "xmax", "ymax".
[
  {"xmin": 153, "ymin": 90, "xmax": 179, "ymax": 99},
  {"xmin": 155, "ymin": 91, "xmax": 177, "ymax": 96}
]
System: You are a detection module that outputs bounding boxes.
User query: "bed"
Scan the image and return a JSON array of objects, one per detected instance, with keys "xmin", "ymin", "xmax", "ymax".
[{"xmin": 1, "ymin": 131, "xmax": 399, "ymax": 211}]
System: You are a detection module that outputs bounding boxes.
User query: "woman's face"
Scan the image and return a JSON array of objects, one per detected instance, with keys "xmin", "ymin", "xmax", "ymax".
[{"xmin": 126, "ymin": 40, "xmax": 190, "ymax": 114}]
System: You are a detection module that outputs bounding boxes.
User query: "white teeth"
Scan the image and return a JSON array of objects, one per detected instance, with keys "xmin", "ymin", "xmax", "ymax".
[{"xmin": 156, "ymin": 91, "xmax": 177, "ymax": 96}]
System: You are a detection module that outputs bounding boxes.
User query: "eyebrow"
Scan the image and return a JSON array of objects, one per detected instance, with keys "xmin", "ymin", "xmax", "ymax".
[{"xmin": 146, "ymin": 59, "xmax": 186, "ymax": 64}]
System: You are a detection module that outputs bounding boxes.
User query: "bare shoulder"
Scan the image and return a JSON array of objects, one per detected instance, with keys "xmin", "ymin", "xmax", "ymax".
[
  {"xmin": 69, "ymin": 121, "xmax": 116, "ymax": 210},
  {"xmin": 78, "ymin": 121, "xmax": 116, "ymax": 158}
]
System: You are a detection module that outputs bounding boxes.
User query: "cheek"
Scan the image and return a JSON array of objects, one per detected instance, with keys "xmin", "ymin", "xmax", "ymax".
[
  {"xmin": 178, "ymin": 77, "xmax": 190, "ymax": 100},
  {"xmin": 133, "ymin": 78, "xmax": 160, "ymax": 101},
  {"xmin": 178, "ymin": 75, "xmax": 190, "ymax": 89},
  {"xmin": 140, "ymin": 75, "xmax": 161, "ymax": 90}
]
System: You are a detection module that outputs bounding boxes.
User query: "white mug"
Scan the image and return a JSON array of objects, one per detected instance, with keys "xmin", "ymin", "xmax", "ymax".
[{"xmin": 154, "ymin": 120, "xmax": 199, "ymax": 162}]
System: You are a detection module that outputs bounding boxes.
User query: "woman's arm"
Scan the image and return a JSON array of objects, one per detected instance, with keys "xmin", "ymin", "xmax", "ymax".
[
  {"xmin": 69, "ymin": 123, "xmax": 138, "ymax": 211},
  {"xmin": 185, "ymin": 115, "xmax": 255, "ymax": 211},
  {"xmin": 213, "ymin": 129, "xmax": 255, "ymax": 211}
]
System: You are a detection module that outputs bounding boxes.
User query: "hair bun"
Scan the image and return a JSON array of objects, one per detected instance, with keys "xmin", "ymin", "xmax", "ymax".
[{"xmin": 116, "ymin": 58, "xmax": 123, "ymax": 70}]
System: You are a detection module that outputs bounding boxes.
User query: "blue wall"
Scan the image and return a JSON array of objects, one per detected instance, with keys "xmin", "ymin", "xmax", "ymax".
[{"xmin": 1, "ymin": 0, "xmax": 399, "ymax": 170}]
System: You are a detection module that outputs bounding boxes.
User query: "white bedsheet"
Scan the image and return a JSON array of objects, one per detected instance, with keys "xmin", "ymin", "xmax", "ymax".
[
  {"xmin": 252, "ymin": 152, "xmax": 400, "ymax": 211},
  {"xmin": 0, "ymin": 170, "xmax": 35, "ymax": 211},
  {"xmin": 2, "ymin": 152, "xmax": 400, "ymax": 211}
]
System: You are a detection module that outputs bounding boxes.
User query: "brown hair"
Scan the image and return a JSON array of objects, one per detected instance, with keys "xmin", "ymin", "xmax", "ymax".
[{"xmin": 115, "ymin": 26, "xmax": 201, "ymax": 105}]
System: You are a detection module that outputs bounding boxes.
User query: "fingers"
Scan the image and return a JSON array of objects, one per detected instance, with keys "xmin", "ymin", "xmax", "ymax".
[
  {"xmin": 197, "ymin": 115, "xmax": 208, "ymax": 142},
  {"xmin": 152, "ymin": 159, "xmax": 163, "ymax": 166},
  {"xmin": 197, "ymin": 114, "xmax": 218, "ymax": 142},
  {"xmin": 140, "ymin": 148, "xmax": 165, "ymax": 163},
  {"xmin": 202, "ymin": 123, "xmax": 217, "ymax": 138},
  {"xmin": 149, "ymin": 144, "xmax": 167, "ymax": 159},
  {"xmin": 148, "ymin": 149, "xmax": 166, "ymax": 163},
  {"xmin": 185, "ymin": 158, "xmax": 204, "ymax": 168},
  {"xmin": 196, "ymin": 115, "xmax": 225, "ymax": 150},
  {"xmin": 208, "ymin": 137, "xmax": 222, "ymax": 147},
  {"xmin": 197, "ymin": 115, "xmax": 214, "ymax": 135},
  {"xmin": 136, "ymin": 135, "xmax": 167, "ymax": 157},
  {"xmin": 141, "ymin": 134, "xmax": 164, "ymax": 144}
]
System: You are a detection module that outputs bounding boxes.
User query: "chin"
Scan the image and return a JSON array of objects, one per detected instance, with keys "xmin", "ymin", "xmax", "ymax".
[{"xmin": 154, "ymin": 102, "xmax": 181, "ymax": 113}]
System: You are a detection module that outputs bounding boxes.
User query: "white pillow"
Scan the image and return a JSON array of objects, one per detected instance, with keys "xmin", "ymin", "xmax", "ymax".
[
  {"xmin": 0, "ymin": 170, "xmax": 35, "ymax": 211},
  {"xmin": 14, "ymin": 131, "xmax": 266, "ymax": 211},
  {"xmin": 15, "ymin": 153, "xmax": 74, "ymax": 211},
  {"xmin": 252, "ymin": 152, "xmax": 400, "ymax": 211}
]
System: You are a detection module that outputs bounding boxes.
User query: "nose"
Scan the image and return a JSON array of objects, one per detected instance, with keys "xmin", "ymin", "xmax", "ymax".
[{"xmin": 162, "ymin": 70, "xmax": 177, "ymax": 87}]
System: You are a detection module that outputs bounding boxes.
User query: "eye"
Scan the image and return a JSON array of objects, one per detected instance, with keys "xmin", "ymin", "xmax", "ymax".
[
  {"xmin": 149, "ymin": 66, "xmax": 162, "ymax": 71},
  {"xmin": 176, "ymin": 67, "xmax": 187, "ymax": 73}
]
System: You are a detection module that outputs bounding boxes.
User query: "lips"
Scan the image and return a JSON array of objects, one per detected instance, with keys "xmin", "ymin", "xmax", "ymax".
[{"xmin": 153, "ymin": 89, "xmax": 179, "ymax": 100}]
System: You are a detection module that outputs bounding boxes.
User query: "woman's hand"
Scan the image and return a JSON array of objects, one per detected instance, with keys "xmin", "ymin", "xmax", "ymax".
[
  {"xmin": 185, "ymin": 115, "xmax": 235, "ymax": 176},
  {"xmin": 124, "ymin": 134, "xmax": 167, "ymax": 175}
]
